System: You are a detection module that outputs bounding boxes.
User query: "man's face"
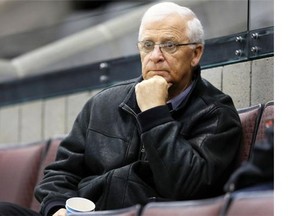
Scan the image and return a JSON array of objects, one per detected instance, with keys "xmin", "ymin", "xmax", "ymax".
[{"xmin": 138, "ymin": 14, "xmax": 203, "ymax": 99}]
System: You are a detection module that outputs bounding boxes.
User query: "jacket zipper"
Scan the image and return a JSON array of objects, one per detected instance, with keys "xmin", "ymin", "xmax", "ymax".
[{"xmin": 121, "ymin": 104, "xmax": 146, "ymax": 160}]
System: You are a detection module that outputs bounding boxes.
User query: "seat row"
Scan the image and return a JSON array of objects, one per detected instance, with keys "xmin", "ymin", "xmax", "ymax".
[{"xmin": 67, "ymin": 190, "xmax": 273, "ymax": 216}]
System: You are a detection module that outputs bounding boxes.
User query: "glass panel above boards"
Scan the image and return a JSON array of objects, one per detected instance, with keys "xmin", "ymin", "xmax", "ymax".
[
  {"xmin": 179, "ymin": 0, "xmax": 249, "ymax": 40},
  {"xmin": 249, "ymin": 0, "xmax": 274, "ymax": 30},
  {"xmin": 0, "ymin": 0, "xmax": 273, "ymax": 78}
]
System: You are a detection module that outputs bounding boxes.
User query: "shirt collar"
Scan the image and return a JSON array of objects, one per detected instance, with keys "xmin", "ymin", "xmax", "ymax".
[{"xmin": 167, "ymin": 82, "xmax": 194, "ymax": 110}]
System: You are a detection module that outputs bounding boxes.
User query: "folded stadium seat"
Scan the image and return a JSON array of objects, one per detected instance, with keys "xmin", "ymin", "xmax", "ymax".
[
  {"xmin": 30, "ymin": 135, "xmax": 65, "ymax": 212},
  {"xmin": 236, "ymin": 103, "xmax": 263, "ymax": 167},
  {"xmin": 141, "ymin": 196, "xmax": 227, "ymax": 216},
  {"xmin": 225, "ymin": 190, "xmax": 273, "ymax": 216},
  {"xmin": 0, "ymin": 141, "xmax": 46, "ymax": 208},
  {"xmin": 69, "ymin": 204, "xmax": 141, "ymax": 216},
  {"xmin": 255, "ymin": 101, "xmax": 274, "ymax": 144}
]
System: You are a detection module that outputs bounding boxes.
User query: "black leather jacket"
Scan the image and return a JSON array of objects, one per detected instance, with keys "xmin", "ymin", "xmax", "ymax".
[{"xmin": 35, "ymin": 69, "xmax": 242, "ymax": 215}]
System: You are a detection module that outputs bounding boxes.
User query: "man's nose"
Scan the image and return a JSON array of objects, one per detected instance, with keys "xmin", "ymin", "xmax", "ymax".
[{"xmin": 149, "ymin": 45, "xmax": 165, "ymax": 62}]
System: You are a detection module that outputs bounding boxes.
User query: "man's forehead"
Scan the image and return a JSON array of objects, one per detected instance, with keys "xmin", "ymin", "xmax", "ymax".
[
  {"xmin": 141, "ymin": 17, "xmax": 187, "ymax": 36},
  {"xmin": 143, "ymin": 14, "xmax": 186, "ymax": 30},
  {"xmin": 142, "ymin": 12, "xmax": 185, "ymax": 24}
]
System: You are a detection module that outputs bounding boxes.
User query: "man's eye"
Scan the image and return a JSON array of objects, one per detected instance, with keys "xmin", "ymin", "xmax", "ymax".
[
  {"xmin": 165, "ymin": 42, "xmax": 176, "ymax": 48},
  {"xmin": 144, "ymin": 42, "xmax": 154, "ymax": 48}
]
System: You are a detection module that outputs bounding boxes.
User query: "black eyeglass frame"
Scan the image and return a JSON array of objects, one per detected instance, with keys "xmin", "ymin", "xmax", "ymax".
[{"xmin": 137, "ymin": 41, "xmax": 200, "ymax": 54}]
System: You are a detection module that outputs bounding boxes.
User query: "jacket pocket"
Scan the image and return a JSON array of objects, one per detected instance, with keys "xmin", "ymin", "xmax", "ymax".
[
  {"xmin": 104, "ymin": 161, "xmax": 159, "ymax": 210},
  {"xmin": 78, "ymin": 171, "xmax": 113, "ymax": 210}
]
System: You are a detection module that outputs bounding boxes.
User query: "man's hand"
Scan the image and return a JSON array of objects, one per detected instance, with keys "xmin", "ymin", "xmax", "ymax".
[
  {"xmin": 135, "ymin": 75, "xmax": 170, "ymax": 112},
  {"xmin": 52, "ymin": 208, "xmax": 67, "ymax": 216}
]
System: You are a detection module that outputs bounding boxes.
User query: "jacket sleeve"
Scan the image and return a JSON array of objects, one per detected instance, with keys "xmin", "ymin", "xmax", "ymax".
[
  {"xmin": 137, "ymin": 104, "xmax": 242, "ymax": 199},
  {"xmin": 34, "ymin": 98, "xmax": 93, "ymax": 216}
]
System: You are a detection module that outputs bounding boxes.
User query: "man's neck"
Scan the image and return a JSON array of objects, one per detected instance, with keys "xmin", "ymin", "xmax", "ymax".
[{"xmin": 167, "ymin": 82, "xmax": 193, "ymax": 110}]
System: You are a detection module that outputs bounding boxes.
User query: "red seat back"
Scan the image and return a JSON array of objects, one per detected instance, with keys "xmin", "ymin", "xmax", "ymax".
[
  {"xmin": 141, "ymin": 196, "xmax": 225, "ymax": 216},
  {"xmin": 69, "ymin": 204, "xmax": 141, "ymax": 216},
  {"xmin": 0, "ymin": 142, "xmax": 45, "ymax": 208},
  {"xmin": 226, "ymin": 191, "xmax": 273, "ymax": 216},
  {"xmin": 255, "ymin": 101, "xmax": 274, "ymax": 144},
  {"xmin": 237, "ymin": 104, "xmax": 263, "ymax": 166},
  {"xmin": 30, "ymin": 136, "xmax": 63, "ymax": 211}
]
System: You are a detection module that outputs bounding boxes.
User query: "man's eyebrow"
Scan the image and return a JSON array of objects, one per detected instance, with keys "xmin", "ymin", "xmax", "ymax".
[
  {"xmin": 162, "ymin": 36, "xmax": 178, "ymax": 41},
  {"xmin": 140, "ymin": 36, "xmax": 153, "ymax": 41},
  {"xmin": 140, "ymin": 36, "xmax": 178, "ymax": 42}
]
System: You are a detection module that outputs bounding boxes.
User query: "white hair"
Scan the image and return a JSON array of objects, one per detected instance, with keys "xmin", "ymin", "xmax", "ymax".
[{"xmin": 138, "ymin": 2, "xmax": 204, "ymax": 44}]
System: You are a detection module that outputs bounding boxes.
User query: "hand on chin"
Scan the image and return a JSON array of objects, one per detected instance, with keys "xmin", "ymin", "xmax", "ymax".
[{"xmin": 135, "ymin": 75, "xmax": 170, "ymax": 111}]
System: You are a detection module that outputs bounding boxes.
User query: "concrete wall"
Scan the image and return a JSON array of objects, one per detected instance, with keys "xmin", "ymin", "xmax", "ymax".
[
  {"xmin": 0, "ymin": 57, "xmax": 274, "ymax": 145},
  {"xmin": 202, "ymin": 57, "xmax": 273, "ymax": 108}
]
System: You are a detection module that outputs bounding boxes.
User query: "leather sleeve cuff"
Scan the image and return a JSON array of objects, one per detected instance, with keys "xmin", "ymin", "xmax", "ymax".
[
  {"xmin": 41, "ymin": 198, "xmax": 66, "ymax": 216},
  {"xmin": 137, "ymin": 105, "xmax": 173, "ymax": 133}
]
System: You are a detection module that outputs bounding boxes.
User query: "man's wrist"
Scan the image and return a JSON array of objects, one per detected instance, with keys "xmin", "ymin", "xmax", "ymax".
[{"xmin": 137, "ymin": 105, "xmax": 173, "ymax": 133}]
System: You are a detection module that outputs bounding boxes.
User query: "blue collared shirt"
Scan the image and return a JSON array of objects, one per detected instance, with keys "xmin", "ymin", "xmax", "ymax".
[{"xmin": 167, "ymin": 82, "xmax": 194, "ymax": 110}]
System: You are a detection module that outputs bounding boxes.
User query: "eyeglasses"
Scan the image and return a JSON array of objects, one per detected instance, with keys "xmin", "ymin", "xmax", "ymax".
[{"xmin": 138, "ymin": 40, "xmax": 199, "ymax": 54}]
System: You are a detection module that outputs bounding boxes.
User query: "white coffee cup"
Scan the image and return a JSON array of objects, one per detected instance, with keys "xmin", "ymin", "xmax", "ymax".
[{"xmin": 66, "ymin": 197, "xmax": 95, "ymax": 215}]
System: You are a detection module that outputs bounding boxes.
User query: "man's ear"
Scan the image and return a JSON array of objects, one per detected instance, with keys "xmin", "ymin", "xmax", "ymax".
[{"xmin": 191, "ymin": 45, "xmax": 204, "ymax": 67}]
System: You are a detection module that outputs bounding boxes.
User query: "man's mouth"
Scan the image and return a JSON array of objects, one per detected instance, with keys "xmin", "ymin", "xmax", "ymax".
[{"xmin": 149, "ymin": 70, "xmax": 168, "ymax": 75}]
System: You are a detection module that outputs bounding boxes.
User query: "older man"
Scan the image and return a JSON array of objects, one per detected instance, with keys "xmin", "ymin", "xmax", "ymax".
[{"xmin": 0, "ymin": 2, "xmax": 242, "ymax": 216}]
